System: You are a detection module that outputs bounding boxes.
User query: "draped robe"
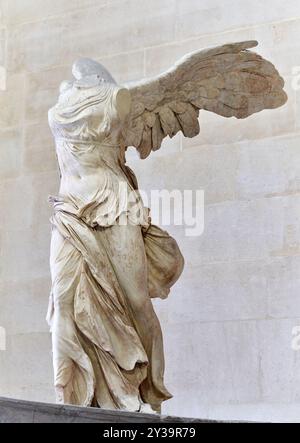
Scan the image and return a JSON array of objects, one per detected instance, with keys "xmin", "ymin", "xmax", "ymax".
[{"xmin": 47, "ymin": 81, "xmax": 184, "ymax": 412}]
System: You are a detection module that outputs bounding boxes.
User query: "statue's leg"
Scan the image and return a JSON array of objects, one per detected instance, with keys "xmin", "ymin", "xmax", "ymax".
[
  {"xmin": 50, "ymin": 227, "xmax": 92, "ymax": 405},
  {"xmin": 100, "ymin": 224, "xmax": 172, "ymax": 411}
]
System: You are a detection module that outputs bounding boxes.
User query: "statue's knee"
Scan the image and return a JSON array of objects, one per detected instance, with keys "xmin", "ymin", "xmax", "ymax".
[{"xmin": 132, "ymin": 296, "xmax": 155, "ymax": 321}]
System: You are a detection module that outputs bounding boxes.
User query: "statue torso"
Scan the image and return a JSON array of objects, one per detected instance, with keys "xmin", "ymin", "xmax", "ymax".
[
  {"xmin": 48, "ymin": 81, "xmax": 147, "ymax": 227},
  {"xmin": 49, "ymin": 82, "xmax": 127, "ymax": 201}
]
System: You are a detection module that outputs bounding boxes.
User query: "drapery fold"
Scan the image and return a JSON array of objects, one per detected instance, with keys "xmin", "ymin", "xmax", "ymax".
[
  {"xmin": 48, "ymin": 202, "xmax": 183, "ymax": 411},
  {"xmin": 48, "ymin": 78, "xmax": 184, "ymax": 412}
]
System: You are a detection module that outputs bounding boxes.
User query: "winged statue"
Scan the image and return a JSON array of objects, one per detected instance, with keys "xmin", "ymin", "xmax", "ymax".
[{"xmin": 47, "ymin": 41, "xmax": 287, "ymax": 413}]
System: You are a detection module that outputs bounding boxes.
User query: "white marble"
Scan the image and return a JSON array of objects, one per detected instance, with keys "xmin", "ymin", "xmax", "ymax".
[{"xmin": 47, "ymin": 43, "xmax": 286, "ymax": 412}]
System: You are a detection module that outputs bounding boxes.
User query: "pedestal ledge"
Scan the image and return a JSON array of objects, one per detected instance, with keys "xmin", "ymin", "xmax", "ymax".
[{"xmin": 0, "ymin": 397, "xmax": 224, "ymax": 423}]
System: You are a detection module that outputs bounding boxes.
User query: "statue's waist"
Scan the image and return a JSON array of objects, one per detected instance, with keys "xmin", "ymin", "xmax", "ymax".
[
  {"xmin": 55, "ymin": 137, "xmax": 120, "ymax": 148},
  {"xmin": 56, "ymin": 140, "xmax": 124, "ymax": 175}
]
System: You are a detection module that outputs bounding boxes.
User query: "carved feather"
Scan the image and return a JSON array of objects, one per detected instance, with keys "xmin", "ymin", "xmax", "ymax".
[{"xmin": 123, "ymin": 41, "xmax": 287, "ymax": 159}]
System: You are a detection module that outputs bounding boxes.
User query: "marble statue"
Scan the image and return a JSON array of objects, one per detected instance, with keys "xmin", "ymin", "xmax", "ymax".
[{"xmin": 47, "ymin": 41, "xmax": 287, "ymax": 413}]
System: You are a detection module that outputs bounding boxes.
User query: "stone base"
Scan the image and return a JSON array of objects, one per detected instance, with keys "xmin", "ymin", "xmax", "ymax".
[{"xmin": 0, "ymin": 397, "xmax": 222, "ymax": 423}]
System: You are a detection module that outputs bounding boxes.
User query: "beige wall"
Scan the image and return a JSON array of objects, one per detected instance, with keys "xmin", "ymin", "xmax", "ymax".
[{"xmin": 0, "ymin": 0, "xmax": 300, "ymax": 422}]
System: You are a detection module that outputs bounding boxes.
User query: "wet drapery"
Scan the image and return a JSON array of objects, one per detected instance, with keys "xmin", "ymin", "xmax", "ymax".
[
  {"xmin": 48, "ymin": 80, "xmax": 184, "ymax": 412},
  {"xmin": 47, "ymin": 200, "xmax": 184, "ymax": 412}
]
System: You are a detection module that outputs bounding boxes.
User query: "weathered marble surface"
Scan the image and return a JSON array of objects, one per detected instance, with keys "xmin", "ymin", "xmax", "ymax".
[
  {"xmin": 47, "ymin": 42, "xmax": 286, "ymax": 412},
  {"xmin": 0, "ymin": 397, "xmax": 222, "ymax": 423},
  {"xmin": 0, "ymin": 0, "xmax": 299, "ymax": 423},
  {"xmin": 123, "ymin": 40, "xmax": 287, "ymax": 159}
]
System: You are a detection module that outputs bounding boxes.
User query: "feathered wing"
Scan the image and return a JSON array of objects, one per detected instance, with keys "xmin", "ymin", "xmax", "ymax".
[{"xmin": 122, "ymin": 41, "xmax": 287, "ymax": 159}]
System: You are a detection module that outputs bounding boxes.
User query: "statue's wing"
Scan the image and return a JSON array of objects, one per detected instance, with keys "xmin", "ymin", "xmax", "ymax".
[{"xmin": 122, "ymin": 41, "xmax": 287, "ymax": 159}]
